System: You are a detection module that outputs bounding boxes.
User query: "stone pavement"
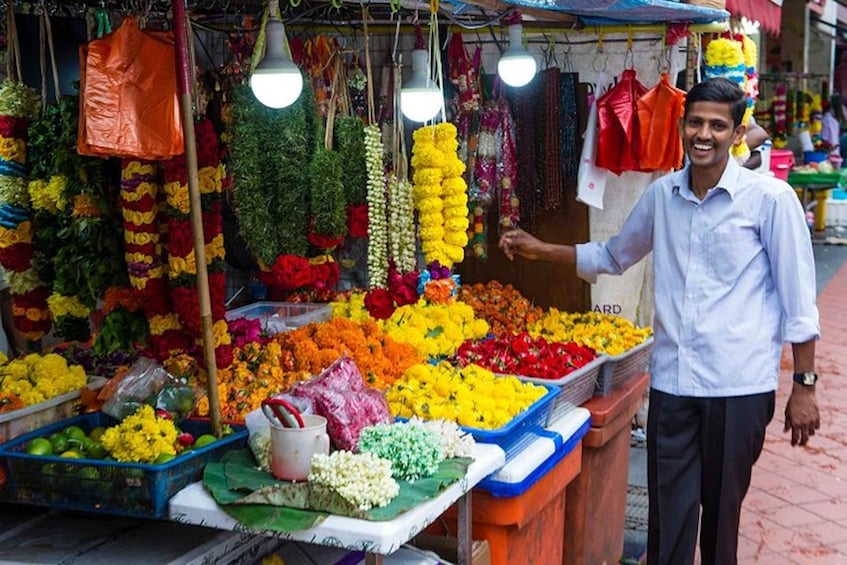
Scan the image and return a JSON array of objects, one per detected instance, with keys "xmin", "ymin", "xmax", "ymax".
[{"xmin": 625, "ymin": 241, "xmax": 847, "ymax": 564}]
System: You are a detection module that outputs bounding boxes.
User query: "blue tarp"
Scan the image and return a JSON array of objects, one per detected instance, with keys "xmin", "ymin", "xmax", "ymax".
[{"xmin": 503, "ymin": 0, "xmax": 728, "ymax": 24}]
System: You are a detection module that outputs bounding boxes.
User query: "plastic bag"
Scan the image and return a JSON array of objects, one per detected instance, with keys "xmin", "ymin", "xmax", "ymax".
[
  {"xmin": 78, "ymin": 17, "xmax": 183, "ymax": 160},
  {"xmin": 101, "ymin": 357, "xmax": 198, "ymax": 421},
  {"xmin": 290, "ymin": 356, "xmax": 391, "ymax": 451},
  {"xmin": 245, "ymin": 394, "xmax": 314, "ymax": 471}
]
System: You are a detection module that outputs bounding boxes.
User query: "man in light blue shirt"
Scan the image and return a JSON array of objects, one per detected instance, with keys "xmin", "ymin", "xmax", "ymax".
[{"xmin": 499, "ymin": 78, "xmax": 820, "ymax": 565}]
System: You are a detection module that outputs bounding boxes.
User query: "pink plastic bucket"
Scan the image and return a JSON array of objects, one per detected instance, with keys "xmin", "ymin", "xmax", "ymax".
[{"xmin": 770, "ymin": 149, "xmax": 795, "ymax": 181}]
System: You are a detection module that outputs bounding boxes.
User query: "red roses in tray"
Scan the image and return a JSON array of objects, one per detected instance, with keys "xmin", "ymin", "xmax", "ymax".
[{"xmin": 455, "ymin": 332, "xmax": 597, "ymax": 380}]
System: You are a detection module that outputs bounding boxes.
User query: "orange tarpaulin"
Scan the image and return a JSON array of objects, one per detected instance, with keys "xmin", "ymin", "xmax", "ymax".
[
  {"xmin": 79, "ymin": 17, "xmax": 183, "ymax": 160},
  {"xmin": 637, "ymin": 73, "xmax": 686, "ymax": 172}
]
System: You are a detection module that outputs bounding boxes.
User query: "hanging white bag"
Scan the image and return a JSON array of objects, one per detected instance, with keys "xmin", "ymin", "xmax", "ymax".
[{"xmin": 577, "ymin": 74, "xmax": 610, "ymax": 209}]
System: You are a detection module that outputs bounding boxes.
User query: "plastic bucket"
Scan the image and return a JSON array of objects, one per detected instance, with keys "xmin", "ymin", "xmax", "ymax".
[{"xmin": 770, "ymin": 149, "xmax": 795, "ymax": 181}]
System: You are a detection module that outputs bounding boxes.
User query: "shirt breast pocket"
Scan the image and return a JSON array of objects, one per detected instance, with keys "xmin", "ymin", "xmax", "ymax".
[{"xmin": 706, "ymin": 230, "xmax": 761, "ymax": 284}]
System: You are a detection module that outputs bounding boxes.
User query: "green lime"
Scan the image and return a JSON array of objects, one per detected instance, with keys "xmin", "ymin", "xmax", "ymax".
[
  {"xmin": 63, "ymin": 425, "xmax": 86, "ymax": 442},
  {"xmin": 26, "ymin": 438, "xmax": 53, "ymax": 456},
  {"xmin": 192, "ymin": 434, "xmax": 217, "ymax": 449},
  {"xmin": 78, "ymin": 466, "xmax": 101, "ymax": 480},
  {"xmin": 86, "ymin": 442, "xmax": 107, "ymax": 460},
  {"xmin": 178, "ymin": 448, "xmax": 194, "ymax": 457},
  {"xmin": 48, "ymin": 433, "xmax": 69, "ymax": 454},
  {"xmin": 154, "ymin": 453, "xmax": 176, "ymax": 465},
  {"xmin": 89, "ymin": 426, "xmax": 107, "ymax": 443},
  {"xmin": 60, "ymin": 450, "xmax": 81, "ymax": 459}
]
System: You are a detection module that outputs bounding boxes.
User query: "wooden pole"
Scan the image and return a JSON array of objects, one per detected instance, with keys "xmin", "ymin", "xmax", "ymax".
[{"xmin": 172, "ymin": 0, "xmax": 222, "ymax": 438}]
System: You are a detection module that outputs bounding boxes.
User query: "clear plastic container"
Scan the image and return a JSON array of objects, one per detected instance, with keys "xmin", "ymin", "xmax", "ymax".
[{"xmin": 224, "ymin": 301, "xmax": 331, "ymax": 334}]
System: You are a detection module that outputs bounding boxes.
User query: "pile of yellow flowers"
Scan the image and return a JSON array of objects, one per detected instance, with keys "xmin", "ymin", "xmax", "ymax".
[
  {"xmin": 529, "ymin": 311, "xmax": 652, "ymax": 356},
  {"xmin": 387, "ymin": 362, "xmax": 546, "ymax": 430},
  {"xmin": 101, "ymin": 405, "xmax": 179, "ymax": 463},
  {"xmin": 0, "ymin": 353, "xmax": 87, "ymax": 406},
  {"xmin": 334, "ymin": 293, "xmax": 489, "ymax": 358}
]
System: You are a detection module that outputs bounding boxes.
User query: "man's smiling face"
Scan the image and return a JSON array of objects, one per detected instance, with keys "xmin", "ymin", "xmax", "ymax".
[{"xmin": 679, "ymin": 100, "xmax": 747, "ymax": 173}]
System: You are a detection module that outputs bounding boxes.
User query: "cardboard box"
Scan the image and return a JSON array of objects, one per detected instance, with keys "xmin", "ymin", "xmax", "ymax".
[{"xmin": 412, "ymin": 535, "xmax": 491, "ymax": 565}]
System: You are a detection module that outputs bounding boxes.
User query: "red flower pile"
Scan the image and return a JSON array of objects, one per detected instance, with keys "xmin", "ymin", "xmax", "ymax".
[{"xmin": 455, "ymin": 332, "xmax": 597, "ymax": 380}]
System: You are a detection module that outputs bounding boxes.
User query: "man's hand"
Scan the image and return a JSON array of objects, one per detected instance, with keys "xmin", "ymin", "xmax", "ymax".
[
  {"xmin": 784, "ymin": 383, "xmax": 821, "ymax": 446},
  {"xmin": 499, "ymin": 229, "xmax": 545, "ymax": 261}
]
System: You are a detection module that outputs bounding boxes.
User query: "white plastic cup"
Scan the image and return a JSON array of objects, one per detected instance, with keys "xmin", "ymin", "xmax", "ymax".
[{"xmin": 269, "ymin": 414, "xmax": 330, "ymax": 481}]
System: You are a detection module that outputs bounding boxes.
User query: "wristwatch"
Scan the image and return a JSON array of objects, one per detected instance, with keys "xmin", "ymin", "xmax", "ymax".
[{"xmin": 793, "ymin": 372, "xmax": 818, "ymax": 386}]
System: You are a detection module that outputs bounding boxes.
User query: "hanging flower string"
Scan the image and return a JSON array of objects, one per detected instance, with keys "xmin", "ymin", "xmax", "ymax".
[
  {"xmin": 497, "ymin": 101, "xmax": 520, "ymax": 232},
  {"xmin": 0, "ymin": 81, "xmax": 50, "ymax": 341},
  {"xmin": 160, "ymin": 118, "xmax": 232, "ymax": 369},
  {"xmin": 365, "ymin": 123, "xmax": 388, "ymax": 288},
  {"xmin": 387, "ymin": 175, "xmax": 416, "ymax": 273},
  {"xmin": 411, "ymin": 123, "xmax": 468, "ymax": 269},
  {"xmin": 120, "ymin": 159, "xmax": 186, "ymax": 360}
]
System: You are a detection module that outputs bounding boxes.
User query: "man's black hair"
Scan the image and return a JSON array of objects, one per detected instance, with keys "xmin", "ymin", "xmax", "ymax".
[{"xmin": 684, "ymin": 78, "xmax": 748, "ymax": 128}]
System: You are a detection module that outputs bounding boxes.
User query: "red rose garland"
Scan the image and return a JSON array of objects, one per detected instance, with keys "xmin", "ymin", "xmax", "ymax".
[{"xmin": 160, "ymin": 119, "xmax": 231, "ymax": 369}]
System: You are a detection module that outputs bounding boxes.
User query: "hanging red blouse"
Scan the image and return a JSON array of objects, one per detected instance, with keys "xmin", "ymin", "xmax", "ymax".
[
  {"xmin": 595, "ymin": 69, "xmax": 648, "ymax": 175},
  {"xmin": 637, "ymin": 73, "xmax": 686, "ymax": 171}
]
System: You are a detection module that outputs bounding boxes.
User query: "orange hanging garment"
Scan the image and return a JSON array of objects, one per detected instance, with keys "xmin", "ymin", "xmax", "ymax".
[
  {"xmin": 637, "ymin": 73, "xmax": 686, "ymax": 171},
  {"xmin": 595, "ymin": 69, "xmax": 648, "ymax": 175},
  {"xmin": 79, "ymin": 17, "xmax": 183, "ymax": 160}
]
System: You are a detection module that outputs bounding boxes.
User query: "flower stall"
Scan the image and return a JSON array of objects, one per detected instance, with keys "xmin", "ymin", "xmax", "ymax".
[{"xmin": 0, "ymin": 0, "xmax": 728, "ymax": 562}]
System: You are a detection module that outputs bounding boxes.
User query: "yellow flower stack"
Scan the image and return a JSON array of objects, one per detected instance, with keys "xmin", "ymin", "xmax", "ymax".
[{"xmin": 411, "ymin": 123, "xmax": 469, "ymax": 269}]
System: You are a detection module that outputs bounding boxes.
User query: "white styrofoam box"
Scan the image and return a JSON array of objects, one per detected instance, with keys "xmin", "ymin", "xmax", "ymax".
[
  {"xmin": 225, "ymin": 301, "xmax": 331, "ymax": 334},
  {"xmin": 826, "ymin": 199, "xmax": 847, "ymax": 226}
]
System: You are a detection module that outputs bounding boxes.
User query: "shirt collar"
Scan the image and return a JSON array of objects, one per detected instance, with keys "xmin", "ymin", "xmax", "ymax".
[{"xmin": 673, "ymin": 157, "xmax": 742, "ymax": 201}]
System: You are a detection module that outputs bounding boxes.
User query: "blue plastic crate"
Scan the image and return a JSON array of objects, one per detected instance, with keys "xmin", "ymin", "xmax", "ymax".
[
  {"xmin": 478, "ymin": 415, "xmax": 591, "ymax": 497},
  {"xmin": 460, "ymin": 384, "xmax": 560, "ymax": 461},
  {"xmin": 0, "ymin": 412, "xmax": 247, "ymax": 518}
]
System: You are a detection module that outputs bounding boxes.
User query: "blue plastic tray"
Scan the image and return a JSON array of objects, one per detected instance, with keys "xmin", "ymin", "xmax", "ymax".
[
  {"xmin": 460, "ymin": 384, "xmax": 560, "ymax": 461},
  {"xmin": 0, "ymin": 412, "xmax": 247, "ymax": 518},
  {"xmin": 477, "ymin": 416, "xmax": 591, "ymax": 498}
]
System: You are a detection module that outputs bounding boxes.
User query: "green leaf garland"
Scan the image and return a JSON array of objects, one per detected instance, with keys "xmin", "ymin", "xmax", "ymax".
[
  {"xmin": 309, "ymin": 148, "xmax": 347, "ymax": 237},
  {"xmin": 335, "ymin": 116, "xmax": 367, "ymax": 205},
  {"xmin": 230, "ymin": 84, "xmax": 318, "ymax": 264}
]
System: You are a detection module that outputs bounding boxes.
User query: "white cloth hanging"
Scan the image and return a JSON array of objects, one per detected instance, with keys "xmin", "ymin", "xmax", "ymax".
[{"xmin": 577, "ymin": 73, "xmax": 610, "ymax": 209}]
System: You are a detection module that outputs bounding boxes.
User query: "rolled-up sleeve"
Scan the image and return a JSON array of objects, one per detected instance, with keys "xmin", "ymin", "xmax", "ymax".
[{"xmin": 761, "ymin": 190, "xmax": 821, "ymax": 343}]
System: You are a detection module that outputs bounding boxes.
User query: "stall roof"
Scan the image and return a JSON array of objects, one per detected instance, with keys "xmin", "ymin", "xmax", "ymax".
[{"xmin": 500, "ymin": 0, "xmax": 728, "ymax": 24}]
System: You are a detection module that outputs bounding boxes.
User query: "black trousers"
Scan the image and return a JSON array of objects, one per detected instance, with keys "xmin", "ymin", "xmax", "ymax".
[{"xmin": 646, "ymin": 389, "xmax": 775, "ymax": 565}]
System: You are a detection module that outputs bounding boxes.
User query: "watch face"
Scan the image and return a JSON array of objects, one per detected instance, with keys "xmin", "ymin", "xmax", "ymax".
[{"xmin": 804, "ymin": 373, "xmax": 818, "ymax": 386}]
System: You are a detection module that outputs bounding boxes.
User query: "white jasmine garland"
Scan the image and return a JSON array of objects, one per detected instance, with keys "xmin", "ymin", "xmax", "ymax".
[
  {"xmin": 309, "ymin": 451, "xmax": 399, "ymax": 511},
  {"xmin": 387, "ymin": 175, "xmax": 417, "ymax": 273},
  {"xmin": 365, "ymin": 124, "xmax": 388, "ymax": 288},
  {"xmin": 409, "ymin": 416, "xmax": 475, "ymax": 458}
]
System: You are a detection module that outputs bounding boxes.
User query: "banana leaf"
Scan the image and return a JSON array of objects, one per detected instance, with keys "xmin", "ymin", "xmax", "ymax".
[{"xmin": 202, "ymin": 449, "xmax": 473, "ymax": 530}]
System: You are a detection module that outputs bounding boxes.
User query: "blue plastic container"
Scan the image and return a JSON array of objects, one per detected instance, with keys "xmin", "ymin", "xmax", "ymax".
[
  {"xmin": 460, "ymin": 384, "xmax": 560, "ymax": 462},
  {"xmin": 804, "ymin": 150, "xmax": 828, "ymax": 164},
  {"xmin": 0, "ymin": 412, "xmax": 247, "ymax": 518},
  {"xmin": 478, "ymin": 412, "xmax": 591, "ymax": 497}
]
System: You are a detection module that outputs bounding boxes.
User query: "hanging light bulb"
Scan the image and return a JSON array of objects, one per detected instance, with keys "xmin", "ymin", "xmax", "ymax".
[
  {"xmin": 400, "ymin": 49, "xmax": 443, "ymax": 123},
  {"xmin": 497, "ymin": 22, "xmax": 537, "ymax": 88},
  {"xmin": 250, "ymin": 15, "xmax": 303, "ymax": 109}
]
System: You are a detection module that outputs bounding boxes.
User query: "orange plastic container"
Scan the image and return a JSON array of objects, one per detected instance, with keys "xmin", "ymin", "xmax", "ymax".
[
  {"xmin": 770, "ymin": 149, "xmax": 796, "ymax": 181},
  {"xmin": 427, "ymin": 442, "xmax": 582, "ymax": 565}
]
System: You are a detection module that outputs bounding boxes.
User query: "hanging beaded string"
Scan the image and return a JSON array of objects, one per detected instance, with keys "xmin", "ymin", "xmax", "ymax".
[{"xmin": 542, "ymin": 66, "xmax": 562, "ymax": 210}]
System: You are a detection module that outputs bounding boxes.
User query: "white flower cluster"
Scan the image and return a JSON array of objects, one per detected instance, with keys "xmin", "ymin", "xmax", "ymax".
[
  {"xmin": 358, "ymin": 422, "xmax": 444, "ymax": 481},
  {"xmin": 387, "ymin": 175, "xmax": 417, "ymax": 273},
  {"xmin": 409, "ymin": 417, "xmax": 475, "ymax": 459},
  {"xmin": 309, "ymin": 451, "xmax": 399, "ymax": 511},
  {"xmin": 365, "ymin": 124, "xmax": 388, "ymax": 288}
]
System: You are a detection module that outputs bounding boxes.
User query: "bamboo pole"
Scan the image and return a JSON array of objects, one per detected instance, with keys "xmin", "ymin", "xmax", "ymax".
[{"xmin": 172, "ymin": 0, "xmax": 222, "ymax": 438}]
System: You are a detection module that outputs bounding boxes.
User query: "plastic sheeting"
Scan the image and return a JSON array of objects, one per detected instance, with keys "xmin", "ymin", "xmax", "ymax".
[{"xmin": 502, "ymin": 0, "xmax": 728, "ymax": 24}]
